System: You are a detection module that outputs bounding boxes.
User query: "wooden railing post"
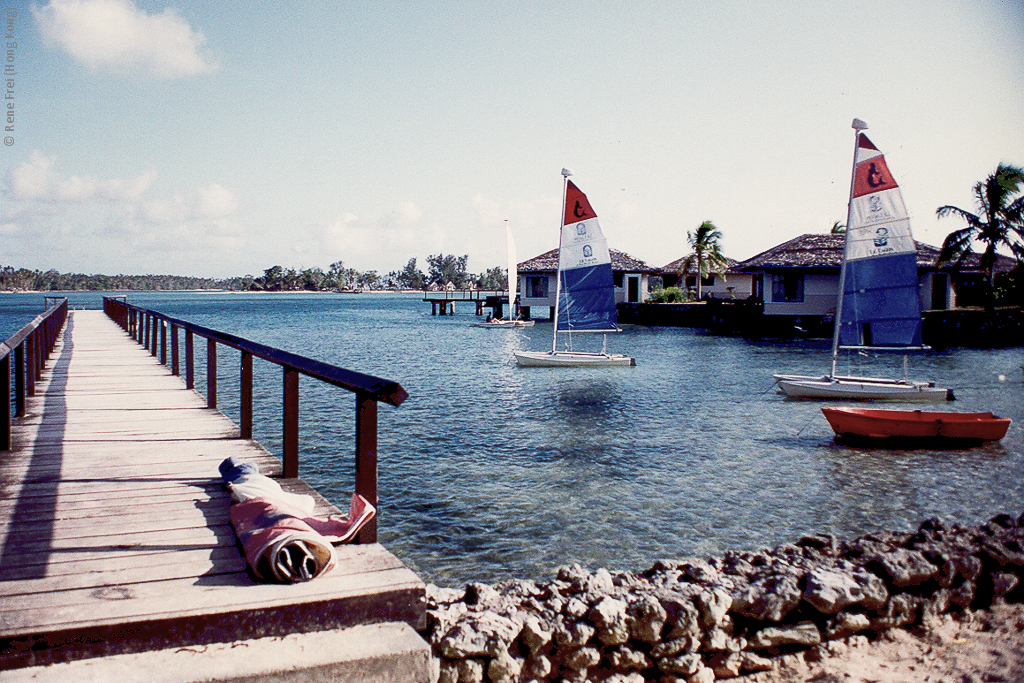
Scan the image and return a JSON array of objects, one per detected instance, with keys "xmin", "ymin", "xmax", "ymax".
[
  {"xmin": 25, "ymin": 334, "xmax": 35, "ymax": 397},
  {"xmin": 206, "ymin": 338, "xmax": 217, "ymax": 409},
  {"xmin": 160, "ymin": 320, "xmax": 167, "ymax": 366},
  {"xmin": 14, "ymin": 344, "xmax": 25, "ymax": 416},
  {"xmin": 31, "ymin": 332, "xmax": 41, "ymax": 382},
  {"xmin": 283, "ymin": 367, "xmax": 299, "ymax": 478},
  {"xmin": 185, "ymin": 330, "xmax": 194, "ymax": 389},
  {"xmin": 1, "ymin": 354, "xmax": 9, "ymax": 451},
  {"xmin": 355, "ymin": 392, "xmax": 379, "ymax": 543},
  {"xmin": 171, "ymin": 325, "xmax": 180, "ymax": 376},
  {"xmin": 240, "ymin": 351, "xmax": 253, "ymax": 439}
]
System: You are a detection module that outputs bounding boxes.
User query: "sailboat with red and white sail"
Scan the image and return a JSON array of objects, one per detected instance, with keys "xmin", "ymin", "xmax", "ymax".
[
  {"xmin": 774, "ymin": 119, "xmax": 952, "ymax": 400},
  {"xmin": 513, "ymin": 169, "xmax": 635, "ymax": 367}
]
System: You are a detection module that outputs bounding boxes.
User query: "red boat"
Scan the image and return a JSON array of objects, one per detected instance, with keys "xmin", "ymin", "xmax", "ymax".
[{"xmin": 822, "ymin": 407, "xmax": 1011, "ymax": 443}]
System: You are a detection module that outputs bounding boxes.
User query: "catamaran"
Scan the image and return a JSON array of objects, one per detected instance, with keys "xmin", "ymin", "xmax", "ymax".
[
  {"xmin": 774, "ymin": 120, "xmax": 952, "ymax": 401},
  {"xmin": 474, "ymin": 220, "xmax": 535, "ymax": 328},
  {"xmin": 513, "ymin": 170, "xmax": 635, "ymax": 367}
]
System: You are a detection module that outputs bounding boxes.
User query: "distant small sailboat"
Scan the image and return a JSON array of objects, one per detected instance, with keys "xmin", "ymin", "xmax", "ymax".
[
  {"xmin": 775, "ymin": 119, "xmax": 950, "ymax": 400},
  {"xmin": 474, "ymin": 221, "xmax": 535, "ymax": 328},
  {"xmin": 513, "ymin": 169, "xmax": 635, "ymax": 367}
]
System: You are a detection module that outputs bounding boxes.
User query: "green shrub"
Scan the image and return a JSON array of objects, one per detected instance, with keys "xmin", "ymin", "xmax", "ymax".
[{"xmin": 648, "ymin": 286, "xmax": 689, "ymax": 303}]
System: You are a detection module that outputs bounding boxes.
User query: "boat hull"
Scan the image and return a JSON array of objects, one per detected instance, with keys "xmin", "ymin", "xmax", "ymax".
[
  {"xmin": 775, "ymin": 374, "xmax": 953, "ymax": 401},
  {"xmin": 513, "ymin": 350, "xmax": 636, "ymax": 367},
  {"xmin": 822, "ymin": 407, "xmax": 1011, "ymax": 442},
  {"xmin": 473, "ymin": 320, "xmax": 535, "ymax": 328}
]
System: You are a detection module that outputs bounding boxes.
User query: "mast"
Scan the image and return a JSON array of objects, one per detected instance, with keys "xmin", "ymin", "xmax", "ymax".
[
  {"xmin": 505, "ymin": 219, "xmax": 514, "ymax": 321},
  {"xmin": 551, "ymin": 169, "xmax": 571, "ymax": 353},
  {"xmin": 830, "ymin": 118, "xmax": 868, "ymax": 377}
]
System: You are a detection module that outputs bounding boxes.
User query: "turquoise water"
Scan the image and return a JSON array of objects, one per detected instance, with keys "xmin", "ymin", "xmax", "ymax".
[{"xmin": 3, "ymin": 291, "xmax": 1023, "ymax": 586}]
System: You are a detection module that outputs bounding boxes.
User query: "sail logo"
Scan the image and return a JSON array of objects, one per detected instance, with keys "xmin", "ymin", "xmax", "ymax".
[
  {"xmin": 853, "ymin": 152, "xmax": 899, "ymax": 198},
  {"xmin": 873, "ymin": 227, "xmax": 889, "ymax": 247},
  {"xmin": 866, "ymin": 162, "xmax": 888, "ymax": 189},
  {"xmin": 576, "ymin": 222, "xmax": 588, "ymax": 236},
  {"xmin": 583, "ymin": 245, "xmax": 593, "ymax": 258}
]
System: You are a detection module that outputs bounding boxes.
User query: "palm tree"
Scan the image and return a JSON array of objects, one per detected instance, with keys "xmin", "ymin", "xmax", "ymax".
[
  {"xmin": 680, "ymin": 220, "xmax": 729, "ymax": 300},
  {"xmin": 830, "ymin": 221, "xmax": 846, "ymax": 234},
  {"xmin": 936, "ymin": 163, "xmax": 1024, "ymax": 311}
]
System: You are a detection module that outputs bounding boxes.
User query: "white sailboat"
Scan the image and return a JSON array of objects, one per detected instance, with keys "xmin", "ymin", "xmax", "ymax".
[
  {"xmin": 513, "ymin": 169, "xmax": 635, "ymax": 367},
  {"xmin": 775, "ymin": 119, "xmax": 952, "ymax": 401},
  {"xmin": 474, "ymin": 221, "xmax": 535, "ymax": 328}
]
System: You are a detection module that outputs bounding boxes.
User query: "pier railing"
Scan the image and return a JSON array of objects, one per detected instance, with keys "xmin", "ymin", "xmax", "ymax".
[
  {"xmin": 1, "ymin": 298, "xmax": 69, "ymax": 451},
  {"xmin": 102, "ymin": 297, "xmax": 408, "ymax": 543}
]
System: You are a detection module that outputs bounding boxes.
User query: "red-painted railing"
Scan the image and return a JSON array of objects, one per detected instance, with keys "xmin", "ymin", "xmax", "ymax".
[
  {"xmin": 102, "ymin": 297, "xmax": 408, "ymax": 543},
  {"xmin": 1, "ymin": 299, "xmax": 69, "ymax": 451}
]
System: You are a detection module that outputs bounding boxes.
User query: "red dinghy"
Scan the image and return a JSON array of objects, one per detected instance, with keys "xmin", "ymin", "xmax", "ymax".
[{"xmin": 822, "ymin": 407, "xmax": 1011, "ymax": 444}]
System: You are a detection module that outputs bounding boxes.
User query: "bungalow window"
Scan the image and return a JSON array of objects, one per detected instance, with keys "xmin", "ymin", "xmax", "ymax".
[
  {"xmin": 772, "ymin": 274, "xmax": 804, "ymax": 303},
  {"xmin": 527, "ymin": 276, "xmax": 548, "ymax": 298},
  {"xmin": 685, "ymin": 275, "xmax": 715, "ymax": 289},
  {"xmin": 614, "ymin": 273, "xmax": 624, "ymax": 288}
]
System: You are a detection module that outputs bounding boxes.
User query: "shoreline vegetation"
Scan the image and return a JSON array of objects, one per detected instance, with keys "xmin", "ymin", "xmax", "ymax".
[{"xmin": 0, "ymin": 254, "xmax": 506, "ymax": 293}]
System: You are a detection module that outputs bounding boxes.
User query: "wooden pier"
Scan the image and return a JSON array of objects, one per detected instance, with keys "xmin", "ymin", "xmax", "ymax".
[
  {"xmin": 423, "ymin": 290, "xmax": 508, "ymax": 316},
  {"xmin": 0, "ymin": 308, "xmax": 429, "ymax": 680}
]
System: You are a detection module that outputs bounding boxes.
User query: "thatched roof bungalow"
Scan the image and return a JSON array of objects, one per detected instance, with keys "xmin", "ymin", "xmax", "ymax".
[
  {"xmin": 517, "ymin": 248, "xmax": 657, "ymax": 320},
  {"xmin": 734, "ymin": 233, "xmax": 1014, "ymax": 316}
]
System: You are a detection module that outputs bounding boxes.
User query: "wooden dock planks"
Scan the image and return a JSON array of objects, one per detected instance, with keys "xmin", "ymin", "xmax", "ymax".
[{"xmin": 0, "ymin": 310, "xmax": 425, "ymax": 670}]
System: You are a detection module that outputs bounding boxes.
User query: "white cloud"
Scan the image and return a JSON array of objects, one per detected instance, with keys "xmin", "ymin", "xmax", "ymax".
[
  {"xmin": 6, "ymin": 150, "xmax": 58, "ymax": 200},
  {"xmin": 5, "ymin": 151, "xmax": 156, "ymax": 203},
  {"xmin": 310, "ymin": 201, "xmax": 443, "ymax": 271},
  {"xmin": 196, "ymin": 183, "xmax": 238, "ymax": 219},
  {"xmin": 33, "ymin": 0, "xmax": 216, "ymax": 78},
  {"xmin": 2, "ymin": 151, "xmax": 243, "ymax": 275}
]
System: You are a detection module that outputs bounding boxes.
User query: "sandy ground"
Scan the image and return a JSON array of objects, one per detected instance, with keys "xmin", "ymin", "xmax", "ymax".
[{"xmin": 732, "ymin": 601, "xmax": 1024, "ymax": 683}]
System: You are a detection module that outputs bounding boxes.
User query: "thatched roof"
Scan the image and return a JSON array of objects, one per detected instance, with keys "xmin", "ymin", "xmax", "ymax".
[
  {"xmin": 518, "ymin": 248, "xmax": 656, "ymax": 273},
  {"xmin": 660, "ymin": 255, "xmax": 741, "ymax": 275},
  {"xmin": 735, "ymin": 234, "xmax": 845, "ymax": 269},
  {"xmin": 732, "ymin": 233, "xmax": 1013, "ymax": 272}
]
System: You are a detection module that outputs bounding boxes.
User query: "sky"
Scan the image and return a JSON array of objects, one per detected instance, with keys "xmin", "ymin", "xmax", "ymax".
[{"xmin": 2, "ymin": 0, "xmax": 1023, "ymax": 279}]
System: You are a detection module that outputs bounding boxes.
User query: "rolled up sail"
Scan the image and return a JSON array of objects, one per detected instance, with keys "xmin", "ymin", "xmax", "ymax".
[
  {"xmin": 557, "ymin": 180, "xmax": 618, "ymax": 332},
  {"xmin": 838, "ymin": 134, "xmax": 924, "ymax": 348}
]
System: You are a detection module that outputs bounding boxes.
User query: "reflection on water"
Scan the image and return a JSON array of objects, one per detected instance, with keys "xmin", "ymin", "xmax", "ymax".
[{"xmin": 2, "ymin": 291, "xmax": 1022, "ymax": 587}]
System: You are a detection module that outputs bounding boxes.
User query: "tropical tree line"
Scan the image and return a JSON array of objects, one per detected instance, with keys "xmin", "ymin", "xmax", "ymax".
[
  {"xmin": 242, "ymin": 255, "xmax": 506, "ymax": 292},
  {"xmin": 0, "ymin": 267, "xmax": 224, "ymax": 292},
  {"xmin": 0, "ymin": 254, "xmax": 508, "ymax": 293}
]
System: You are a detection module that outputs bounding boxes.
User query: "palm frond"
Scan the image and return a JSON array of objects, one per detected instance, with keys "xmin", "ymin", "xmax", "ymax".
[
  {"xmin": 935, "ymin": 204, "xmax": 978, "ymax": 223},
  {"xmin": 937, "ymin": 228, "xmax": 974, "ymax": 268}
]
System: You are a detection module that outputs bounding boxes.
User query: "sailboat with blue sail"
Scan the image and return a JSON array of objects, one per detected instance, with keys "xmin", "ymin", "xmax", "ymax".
[
  {"xmin": 513, "ymin": 169, "xmax": 635, "ymax": 367},
  {"xmin": 775, "ymin": 119, "xmax": 952, "ymax": 400}
]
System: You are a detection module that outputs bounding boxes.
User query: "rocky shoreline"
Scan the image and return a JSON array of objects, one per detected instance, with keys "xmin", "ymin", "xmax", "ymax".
[{"xmin": 423, "ymin": 513, "xmax": 1024, "ymax": 682}]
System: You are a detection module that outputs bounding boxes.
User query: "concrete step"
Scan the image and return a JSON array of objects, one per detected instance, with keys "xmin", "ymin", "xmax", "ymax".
[{"xmin": 2, "ymin": 622, "xmax": 436, "ymax": 683}]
